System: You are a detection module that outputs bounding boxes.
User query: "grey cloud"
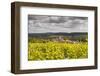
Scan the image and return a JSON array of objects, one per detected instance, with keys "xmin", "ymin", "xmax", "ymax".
[{"xmin": 28, "ymin": 15, "xmax": 88, "ymax": 33}]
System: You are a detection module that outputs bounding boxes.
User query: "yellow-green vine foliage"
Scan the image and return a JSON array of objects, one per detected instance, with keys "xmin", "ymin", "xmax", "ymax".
[{"xmin": 28, "ymin": 42, "xmax": 88, "ymax": 61}]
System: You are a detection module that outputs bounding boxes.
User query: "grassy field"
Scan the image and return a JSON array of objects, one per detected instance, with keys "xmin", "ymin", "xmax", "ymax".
[{"xmin": 28, "ymin": 41, "xmax": 88, "ymax": 61}]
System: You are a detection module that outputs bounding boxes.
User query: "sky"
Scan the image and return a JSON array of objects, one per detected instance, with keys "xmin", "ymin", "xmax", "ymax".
[{"xmin": 28, "ymin": 15, "xmax": 88, "ymax": 33}]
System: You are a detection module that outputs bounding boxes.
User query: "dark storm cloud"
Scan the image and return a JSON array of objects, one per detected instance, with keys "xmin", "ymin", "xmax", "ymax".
[{"xmin": 28, "ymin": 15, "xmax": 88, "ymax": 33}]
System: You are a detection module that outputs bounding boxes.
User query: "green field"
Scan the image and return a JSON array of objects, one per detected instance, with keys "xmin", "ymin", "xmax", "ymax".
[{"xmin": 28, "ymin": 41, "xmax": 88, "ymax": 61}]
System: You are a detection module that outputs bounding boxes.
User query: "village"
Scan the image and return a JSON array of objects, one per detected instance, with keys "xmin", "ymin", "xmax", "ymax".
[{"xmin": 51, "ymin": 36, "xmax": 79, "ymax": 43}]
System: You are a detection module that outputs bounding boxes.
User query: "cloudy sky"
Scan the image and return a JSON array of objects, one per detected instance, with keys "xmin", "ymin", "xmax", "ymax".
[{"xmin": 28, "ymin": 15, "xmax": 88, "ymax": 33}]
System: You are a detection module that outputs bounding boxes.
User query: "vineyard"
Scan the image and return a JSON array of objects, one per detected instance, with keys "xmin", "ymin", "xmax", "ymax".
[{"xmin": 28, "ymin": 39, "xmax": 88, "ymax": 61}]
